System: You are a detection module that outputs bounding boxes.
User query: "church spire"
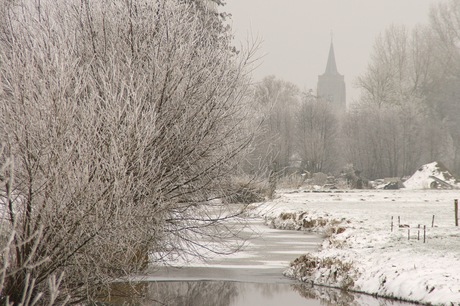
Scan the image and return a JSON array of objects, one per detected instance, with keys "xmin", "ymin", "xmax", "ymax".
[
  {"xmin": 324, "ymin": 40, "xmax": 339, "ymax": 75},
  {"xmin": 317, "ymin": 36, "xmax": 346, "ymax": 111}
]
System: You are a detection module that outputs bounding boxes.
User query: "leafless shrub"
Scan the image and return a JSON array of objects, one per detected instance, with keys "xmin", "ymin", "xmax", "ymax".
[
  {"xmin": 0, "ymin": 151, "xmax": 69, "ymax": 305},
  {"xmin": 222, "ymin": 175, "xmax": 268, "ymax": 204},
  {"xmin": 0, "ymin": 0, "xmax": 255, "ymax": 303},
  {"xmin": 276, "ymin": 173, "xmax": 306, "ymax": 189}
]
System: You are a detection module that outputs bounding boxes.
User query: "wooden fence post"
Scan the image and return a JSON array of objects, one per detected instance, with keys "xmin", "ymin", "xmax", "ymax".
[
  {"xmin": 423, "ymin": 225, "xmax": 426, "ymax": 243},
  {"xmin": 455, "ymin": 199, "xmax": 458, "ymax": 227}
]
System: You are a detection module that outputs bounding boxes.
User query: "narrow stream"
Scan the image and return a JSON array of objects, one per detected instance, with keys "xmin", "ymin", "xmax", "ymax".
[{"xmin": 105, "ymin": 219, "xmax": 418, "ymax": 306}]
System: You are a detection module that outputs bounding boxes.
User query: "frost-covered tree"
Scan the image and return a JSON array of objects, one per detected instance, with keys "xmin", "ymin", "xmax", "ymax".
[
  {"xmin": 352, "ymin": 9, "xmax": 460, "ymax": 178},
  {"xmin": 0, "ymin": 0, "xmax": 255, "ymax": 304},
  {"xmin": 295, "ymin": 91, "xmax": 339, "ymax": 174},
  {"xmin": 247, "ymin": 76, "xmax": 300, "ymax": 177},
  {"xmin": 427, "ymin": 0, "xmax": 460, "ymax": 175},
  {"xmin": 356, "ymin": 24, "xmax": 433, "ymax": 109},
  {"xmin": 343, "ymin": 103, "xmax": 424, "ymax": 179}
]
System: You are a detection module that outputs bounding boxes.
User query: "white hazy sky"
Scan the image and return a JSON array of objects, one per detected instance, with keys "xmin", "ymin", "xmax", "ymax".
[{"xmin": 225, "ymin": 0, "xmax": 442, "ymax": 104}]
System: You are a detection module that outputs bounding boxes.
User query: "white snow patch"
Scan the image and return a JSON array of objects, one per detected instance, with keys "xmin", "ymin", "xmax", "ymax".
[
  {"xmin": 403, "ymin": 161, "xmax": 460, "ymax": 190},
  {"xmin": 251, "ymin": 189, "xmax": 460, "ymax": 305}
]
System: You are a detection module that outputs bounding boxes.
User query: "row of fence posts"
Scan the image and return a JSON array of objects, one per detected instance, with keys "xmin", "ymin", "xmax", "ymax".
[
  {"xmin": 390, "ymin": 199, "xmax": 460, "ymax": 242},
  {"xmin": 391, "ymin": 215, "xmax": 428, "ymax": 243},
  {"xmin": 391, "ymin": 216, "xmax": 429, "ymax": 243}
]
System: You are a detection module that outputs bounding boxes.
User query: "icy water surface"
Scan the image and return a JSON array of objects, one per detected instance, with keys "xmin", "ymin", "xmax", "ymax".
[{"xmin": 105, "ymin": 220, "xmax": 418, "ymax": 306}]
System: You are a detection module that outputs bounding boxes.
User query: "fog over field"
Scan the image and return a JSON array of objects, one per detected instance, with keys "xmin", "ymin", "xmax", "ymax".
[{"xmin": 226, "ymin": 0, "xmax": 440, "ymax": 103}]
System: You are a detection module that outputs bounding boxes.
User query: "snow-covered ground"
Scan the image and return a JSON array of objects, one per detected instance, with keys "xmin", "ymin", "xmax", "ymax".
[{"xmin": 250, "ymin": 189, "xmax": 460, "ymax": 305}]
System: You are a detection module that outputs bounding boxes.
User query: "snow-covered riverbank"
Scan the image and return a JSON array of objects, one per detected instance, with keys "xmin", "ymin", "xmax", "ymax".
[{"xmin": 251, "ymin": 189, "xmax": 460, "ymax": 305}]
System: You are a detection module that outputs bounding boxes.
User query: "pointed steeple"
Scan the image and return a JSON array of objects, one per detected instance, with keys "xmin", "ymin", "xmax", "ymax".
[
  {"xmin": 324, "ymin": 41, "xmax": 339, "ymax": 75},
  {"xmin": 317, "ymin": 36, "xmax": 346, "ymax": 111}
]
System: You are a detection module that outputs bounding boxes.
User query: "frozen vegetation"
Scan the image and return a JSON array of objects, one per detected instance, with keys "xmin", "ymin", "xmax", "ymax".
[{"xmin": 251, "ymin": 189, "xmax": 460, "ymax": 305}]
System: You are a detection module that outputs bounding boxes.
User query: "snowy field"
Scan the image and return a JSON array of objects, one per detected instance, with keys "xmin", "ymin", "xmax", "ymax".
[{"xmin": 250, "ymin": 189, "xmax": 460, "ymax": 305}]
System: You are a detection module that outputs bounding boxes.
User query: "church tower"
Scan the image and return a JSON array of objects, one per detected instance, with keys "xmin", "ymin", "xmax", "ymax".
[{"xmin": 317, "ymin": 40, "xmax": 346, "ymax": 111}]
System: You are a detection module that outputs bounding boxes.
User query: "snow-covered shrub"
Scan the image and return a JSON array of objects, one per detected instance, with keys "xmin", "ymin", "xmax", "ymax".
[
  {"xmin": 222, "ymin": 176, "xmax": 267, "ymax": 204},
  {"xmin": 285, "ymin": 254, "xmax": 357, "ymax": 290},
  {"xmin": 0, "ymin": 0, "xmax": 255, "ymax": 303}
]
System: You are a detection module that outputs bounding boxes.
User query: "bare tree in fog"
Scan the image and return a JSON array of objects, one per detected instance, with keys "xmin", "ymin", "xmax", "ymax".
[
  {"xmin": 427, "ymin": 0, "xmax": 460, "ymax": 175},
  {"xmin": 350, "ymin": 7, "xmax": 460, "ymax": 178},
  {"xmin": 247, "ymin": 76, "xmax": 300, "ymax": 177},
  {"xmin": 295, "ymin": 91, "xmax": 339, "ymax": 174}
]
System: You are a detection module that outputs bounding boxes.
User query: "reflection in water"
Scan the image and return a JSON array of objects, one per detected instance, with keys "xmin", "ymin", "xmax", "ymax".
[
  {"xmin": 101, "ymin": 281, "xmax": 415, "ymax": 306},
  {"xmin": 292, "ymin": 283, "xmax": 417, "ymax": 306},
  {"xmin": 144, "ymin": 281, "xmax": 239, "ymax": 306},
  {"xmin": 101, "ymin": 281, "xmax": 239, "ymax": 306},
  {"xmin": 293, "ymin": 283, "xmax": 356, "ymax": 305}
]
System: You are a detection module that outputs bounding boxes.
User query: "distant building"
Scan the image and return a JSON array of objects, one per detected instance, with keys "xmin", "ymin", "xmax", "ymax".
[{"xmin": 317, "ymin": 40, "xmax": 346, "ymax": 111}]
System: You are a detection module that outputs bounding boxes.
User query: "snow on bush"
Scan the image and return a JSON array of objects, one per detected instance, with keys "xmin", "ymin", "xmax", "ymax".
[{"xmin": 285, "ymin": 254, "xmax": 357, "ymax": 290}]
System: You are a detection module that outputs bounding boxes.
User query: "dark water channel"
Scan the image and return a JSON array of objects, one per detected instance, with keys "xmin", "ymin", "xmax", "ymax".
[{"xmin": 105, "ymin": 220, "xmax": 417, "ymax": 306}]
